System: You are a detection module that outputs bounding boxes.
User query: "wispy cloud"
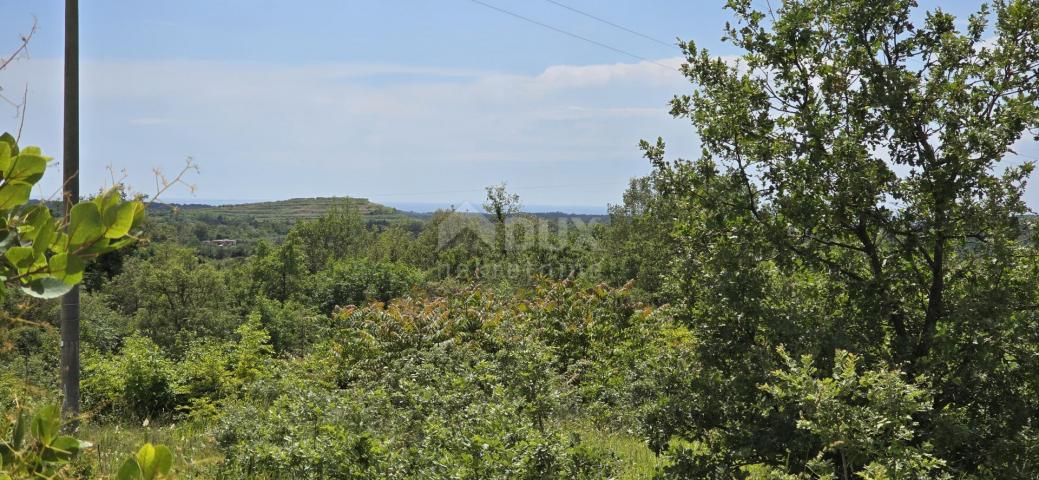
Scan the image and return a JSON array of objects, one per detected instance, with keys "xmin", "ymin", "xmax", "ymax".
[{"xmin": 1, "ymin": 56, "xmax": 697, "ymax": 205}]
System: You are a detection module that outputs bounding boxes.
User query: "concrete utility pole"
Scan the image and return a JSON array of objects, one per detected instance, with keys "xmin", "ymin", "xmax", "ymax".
[{"xmin": 60, "ymin": 0, "xmax": 80, "ymax": 423}]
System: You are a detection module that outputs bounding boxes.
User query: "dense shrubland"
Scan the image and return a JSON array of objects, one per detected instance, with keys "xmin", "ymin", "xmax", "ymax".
[{"xmin": 5, "ymin": 0, "xmax": 1039, "ymax": 478}]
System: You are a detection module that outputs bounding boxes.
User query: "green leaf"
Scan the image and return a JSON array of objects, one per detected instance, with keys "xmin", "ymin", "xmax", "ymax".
[
  {"xmin": 152, "ymin": 445, "xmax": 173, "ymax": 477},
  {"xmin": 5, "ymin": 246, "xmax": 34, "ymax": 272},
  {"xmin": 20, "ymin": 205, "xmax": 52, "ymax": 242},
  {"xmin": 6, "ymin": 154, "xmax": 47, "ymax": 184},
  {"xmin": 0, "ymin": 142, "xmax": 11, "ymax": 175},
  {"xmin": 124, "ymin": 443, "xmax": 173, "ymax": 480},
  {"xmin": 0, "ymin": 229, "xmax": 14, "ymax": 250},
  {"xmin": 0, "ymin": 182, "xmax": 31, "ymax": 210},
  {"xmin": 106, "ymin": 236, "xmax": 137, "ymax": 251},
  {"xmin": 33, "ymin": 219, "xmax": 57, "ymax": 257},
  {"xmin": 30, "ymin": 405, "xmax": 60, "ymax": 445},
  {"xmin": 43, "ymin": 435, "xmax": 83, "ymax": 461},
  {"xmin": 116, "ymin": 457, "xmax": 143, "ymax": 480},
  {"xmin": 133, "ymin": 201, "xmax": 145, "ymax": 226},
  {"xmin": 50, "ymin": 253, "xmax": 86, "ymax": 285},
  {"xmin": 81, "ymin": 237, "xmax": 111, "ymax": 255},
  {"xmin": 103, "ymin": 201, "xmax": 138, "ymax": 239},
  {"xmin": 25, "ymin": 204, "xmax": 52, "ymax": 225},
  {"xmin": 0, "ymin": 133, "xmax": 18, "ymax": 156},
  {"xmin": 136, "ymin": 443, "xmax": 157, "ymax": 479},
  {"xmin": 50, "ymin": 232, "xmax": 68, "ymax": 254},
  {"xmin": 11, "ymin": 412, "xmax": 27, "ymax": 449},
  {"xmin": 94, "ymin": 188, "xmax": 121, "ymax": 214},
  {"xmin": 67, "ymin": 202, "xmax": 103, "ymax": 248},
  {"xmin": 22, "ymin": 277, "xmax": 75, "ymax": 299}
]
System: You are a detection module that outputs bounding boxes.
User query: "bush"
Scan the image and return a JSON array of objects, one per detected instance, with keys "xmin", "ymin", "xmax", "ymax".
[
  {"xmin": 309, "ymin": 259, "xmax": 422, "ymax": 315},
  {"xmin": 81, "ymin": 293, "xmax": 133, "ymax": 355},
  {"xmin": 174, "ymin": 341, "xmax": 231, "ymax": 418},
  {"xmin": 755, "ymin": 349, "xmax": 948, "ymax": 479},
  {"xmin": 0, "ymin": 324, "xmax": 60, "ymax": 393},
  {"xmin": 251, "ymin": 297, "xmax": 325, "ymax": 355},
  {"xmin": 211, "ymin": 280, "xmax": 635, "ymax": 479},
  {"xmin": 103, "ymin": 245, "xmax": 235, "ymax": 354},
  {"xmin": 84, "ymin": 336, "xmax": 178, "ymax": 420},
  {"xmin": 215, "ymin": 384, "xmax": 387, "ymax": 479},
  {"xmin": 215, "ymin": 351, "xmax": 615, "ymax": 479}
]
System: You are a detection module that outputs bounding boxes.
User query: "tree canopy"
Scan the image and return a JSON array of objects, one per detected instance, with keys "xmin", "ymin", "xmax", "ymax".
[{"xmin": 636, "ymin": 0, "xmax": 1039, "ymax": 476}]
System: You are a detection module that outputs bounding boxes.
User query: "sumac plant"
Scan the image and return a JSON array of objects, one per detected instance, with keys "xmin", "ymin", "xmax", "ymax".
[{"xmin": 0, "ymin": 132, "xmax": 144, "ymax": 300}]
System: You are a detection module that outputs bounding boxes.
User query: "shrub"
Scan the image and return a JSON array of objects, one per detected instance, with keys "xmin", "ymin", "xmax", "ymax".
[
  {"xmin": 755, "ymin": 349, "xmax": 948, "ymax": 479},
  {"xmin": 212, "ymin": 280, "xmax": 634, "ymax": 479},
  {"xmin": 309, "ymin": 259, "xmax": 422, "ymax": 314},
  {"xmin": 84, "ymin": 336, "xmax": 178, "ymax": 420},
  {"xmin": 81, "ymin": 293, "xmax": 133, "ymax": 355},
  {"xmin": 250, "ymin": 297, "xmax": 325, "ymax": 355},
  {"xmin": 173, "ymin": 315, "xmax": 275, "ymax": 419},
  {"xmin": 174, "ymin": 341, "xmax": 230, "ymax": 418},
  {"xmin": 103, "ymin": 246, "xmax": 235, "ymax": 354},
  {"xmin": 0, "ymin": 324, "xmax": 60, "ymax": 393}
]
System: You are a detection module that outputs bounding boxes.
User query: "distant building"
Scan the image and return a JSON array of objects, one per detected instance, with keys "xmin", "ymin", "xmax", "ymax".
[{"xmin": 203, "ymin": 239, "xmax": 238, "ymax": 247}]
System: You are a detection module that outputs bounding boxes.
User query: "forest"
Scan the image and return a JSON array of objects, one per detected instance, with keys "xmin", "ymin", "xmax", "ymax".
[{"xmin": 3, "ymin": 0, "xmax": 1039, "ymax": 478}]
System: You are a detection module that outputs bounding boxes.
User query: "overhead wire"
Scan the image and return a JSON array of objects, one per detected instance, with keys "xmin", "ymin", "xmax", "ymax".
[
  {"xmin": 466, "ymin": 0, "xmax": 679, "ymax": 72},
  {"xmin": 452, "ymin": 1, "xmax": 678, "ymax": 203},
  {"xmin": 542, "ymin": 0, "xmax": 675, "ymax": 48}
]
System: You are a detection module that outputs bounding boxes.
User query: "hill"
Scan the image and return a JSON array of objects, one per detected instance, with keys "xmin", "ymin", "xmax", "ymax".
[
  {"xmin": 152, "ymin": 197, "xmax": 412, "ymax": 224},
  {"xmin": 152, "ymin": 197, "xmax": 610, "ymax": 224}
]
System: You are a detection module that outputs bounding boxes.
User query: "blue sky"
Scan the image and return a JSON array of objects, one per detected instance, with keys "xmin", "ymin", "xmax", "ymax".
[{"xmin": 0, "ymin": 1, "xmax": 1035, "ymax": 211}]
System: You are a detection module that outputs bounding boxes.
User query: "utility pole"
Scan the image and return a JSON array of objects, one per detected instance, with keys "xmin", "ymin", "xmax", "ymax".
[{"xmin": 60, "ymin": 0, "xmax": 80, "ymax": 424}]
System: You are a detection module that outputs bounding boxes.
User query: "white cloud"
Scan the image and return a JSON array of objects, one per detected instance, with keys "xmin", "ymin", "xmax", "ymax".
[
  {"xmin": 530, "ymin": 57, "xmax": 685, "ymax": 90},
  {"xmin": 0, "ymin": 55, "xmax": 697, "ymax": 205}
]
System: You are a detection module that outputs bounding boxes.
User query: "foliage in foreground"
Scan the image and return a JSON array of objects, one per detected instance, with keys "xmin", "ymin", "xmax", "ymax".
[
  {"xmin": 0, "ymin": 405, "xmax": 89, "ymax": 479},
  {"xmin": 0, "ymin": 405, "xmax": 176, "ymax": 480},
  {"xmin": 0, "ymin": 132, "xmax": 145, "ymax": 301},
  {"xmin": 0, "ymin": 134, "xmax": 172, "ymax": 479}
]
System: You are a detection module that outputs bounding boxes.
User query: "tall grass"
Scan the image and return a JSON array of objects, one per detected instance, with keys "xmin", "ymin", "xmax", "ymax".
[
  {"xmin": 74, "ymin": 420, "xmax": 220, "ymax": 478},
  {"xmin": 565, "ymin": 422, "xmax": 661, "ymax": 479}
]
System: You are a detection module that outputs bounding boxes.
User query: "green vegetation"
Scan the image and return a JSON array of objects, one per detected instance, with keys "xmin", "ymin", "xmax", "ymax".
[
  {"xmin": 0, "ymin": 135, "xmax": 169, "ymax": 478},
  {"xmin": 4, "ymin": 0, "xmax": 1039, "ymax": 478},
  {"xmin": 172, "ymin": 197, "xmax": 402, "ymax": 221},
  {"xmin": 141, "ymin": 197, "xmax": 412, "ymax": 260}
]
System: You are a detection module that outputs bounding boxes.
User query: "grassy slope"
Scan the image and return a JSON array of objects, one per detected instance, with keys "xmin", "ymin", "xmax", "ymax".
[{"xmin": 156, "ymin": 197, "xmax": 411, "ymax": 223}]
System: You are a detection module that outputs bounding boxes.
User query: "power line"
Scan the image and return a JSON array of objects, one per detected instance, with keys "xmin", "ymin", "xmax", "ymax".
[
  {"xmin": 466, "ymin": 0, "xmax": 678, "ymax": 72},
  {"xmin": 543, "ymin": 0, "xmax": 675, "ymax": 48}
]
